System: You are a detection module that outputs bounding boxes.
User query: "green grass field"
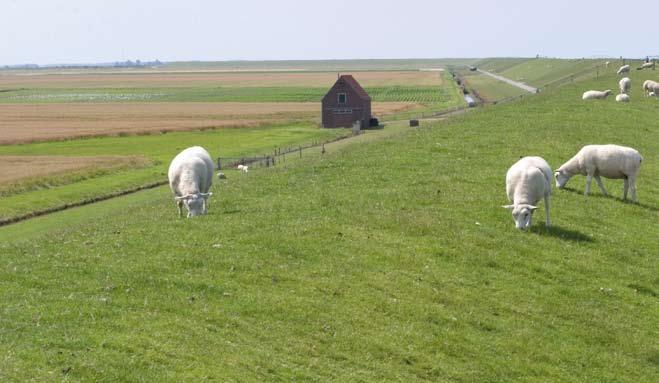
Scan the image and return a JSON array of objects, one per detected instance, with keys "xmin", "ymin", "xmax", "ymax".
[
  {"xmin": 1, "ymin": 65, "xmax": 657, "ymax": 381},
  {"xmin": 0, "ymin": 123, "xmax": 346, "ymax": 221},
  {"xmin": 474, "ymin": 58, "xmax": 631, "ymax": 88},
  {"xmin": 458, "ymin": 71, "xmax": 526, "ymax": 102}
]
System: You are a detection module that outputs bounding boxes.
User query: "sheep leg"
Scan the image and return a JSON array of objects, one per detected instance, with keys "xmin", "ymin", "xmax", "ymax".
[
  {"xmin": 594, "ymin": 175, "xmax": 608, "ymax": 196},
  {"xmin": 544, "ymin": 194, "xmax": 551, "ymax": 227},
  {"xmin": 177, "ymin": 201, "xmax": 183, "ymax": 217},
  {"xmin": 629, "ymin": 175, "xmax": 638, "ymax": 202},
  {"xmin": 623, "ymin": 178, "xmax": 629, "ymax": 200},
  {"xmin": 585, "ymin": 174, "xmax": 593, "ymax": 195}
]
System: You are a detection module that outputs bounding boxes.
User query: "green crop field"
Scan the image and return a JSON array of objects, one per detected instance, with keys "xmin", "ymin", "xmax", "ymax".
[
  {"xmin": 0, "ymin": 63, "xmax": 657, "ymax": 381},
  {"xmin": 0, "ymin": 85, "xmax": 459, "ymax": 104},
  {"xmin": 0, "ymin": 69, "xmax": 464, "ymax": 110}
]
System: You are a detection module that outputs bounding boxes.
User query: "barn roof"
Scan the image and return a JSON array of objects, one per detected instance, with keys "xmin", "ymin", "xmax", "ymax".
[
  {"xmin": 323, "ymin": 75, "xmax": 371, "ymax": 102},
  {"xmin": 339, "ymin": 75, "xmax": 371, "ymax": 101}
]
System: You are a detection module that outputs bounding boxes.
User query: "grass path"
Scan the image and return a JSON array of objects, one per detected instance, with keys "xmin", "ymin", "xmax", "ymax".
[{"xmin": 476, "ymin": 69, "xmax": 537, "ymax": 93}]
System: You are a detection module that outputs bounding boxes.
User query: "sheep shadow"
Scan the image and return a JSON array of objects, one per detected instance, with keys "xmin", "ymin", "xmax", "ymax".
[
  {"xmin": 529, "ymin": 224, "xmax": 594, "ymax": 242},
  {"xmin": 559, "ymin": 187, "xmax": 658, "ymax": 212}
]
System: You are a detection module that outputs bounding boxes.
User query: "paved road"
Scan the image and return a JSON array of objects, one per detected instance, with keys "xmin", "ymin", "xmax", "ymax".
[{"xmin": 476, "ymin": 69, "xmax": 538, "ymax": 93}]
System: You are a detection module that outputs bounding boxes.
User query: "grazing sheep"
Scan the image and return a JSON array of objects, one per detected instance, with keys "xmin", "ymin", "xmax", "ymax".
[
  {"xmin": 637, "ymin": 62, "xmax": 655, "ymax": 70},
  {"xmin": 618, "ymin": 77, "xmax": 631, "ymax": 94},
  {"xmin": 217, "ymin": 171, "xmax": 227, "ymax": 179},
  {"xmin": 643, "ymin": 80, "xmax": 659, "ymax": 96},
  {"xmin": 615, "ymin": 94, "xmax": 630, "ymax": 102},
  {"xmin": 168, "ymin": 146, "xmax": 214, "ymax": 218},
  {"xmin": 503, "ymin": 156, "xmax": 552, "ymax": 230},
  {"xmin": 555, "ymin": 145, "xmax": 642, "ymax": 202},
  {"xmin": 582, "ymin": 90, "xmax": 612, "ymax": 100},
  {"xmin": 617, "ymin": 64, "xmax": 630, "ymax": 75},
  {"xmin": 237, "ymin": 164, "xmax": 249, "ymax": 173}
]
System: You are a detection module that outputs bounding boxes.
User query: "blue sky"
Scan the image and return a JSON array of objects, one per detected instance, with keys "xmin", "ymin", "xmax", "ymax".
[{"xmin": 1, "ymin": 0, "xmax": 657, "ymax": 65}]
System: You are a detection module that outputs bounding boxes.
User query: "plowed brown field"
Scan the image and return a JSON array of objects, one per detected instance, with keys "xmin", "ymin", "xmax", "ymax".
[
  {"xmin": 0, "ymin": 102, "xmax": 419, "ymax": 144},
  {"xmin": 0, "ymin": 70, "xmax": 443, "ymax": 88}
]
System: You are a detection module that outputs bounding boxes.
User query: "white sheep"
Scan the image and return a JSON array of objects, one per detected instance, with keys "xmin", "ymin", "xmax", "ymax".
[
  {"xmin": 643, "ymin": 80, "xmax": 659, "ymax": 96},
  {"xmin": 617, "ymin": 64, "xmax": 630, "ymax": 75},
  {"xmin": 618, "ymin": 77, "xmax": 631, "ymax": 94},
  {"xmin": 582, "ymin": 90, "xmax": 612, "ymax": 100},
  {"xmin": 615, "ymin": 94, "xmax": 630, "ymax": 102},
  {"xmin": 555, "ymin": 145, "xmax": 642, "ymax": 202},
  {"xmin": 637, "ymin": 62, "xmax": 655, "ymax": 70},
  {"xmin": 237, "ymin": 164, "xmax": 249, "ymax": 173},
  {"xmin": 503, "ymin": 156, "xmax": 552, "ymax": 230},
  {"xmin": 168, "ymin": 146, "xmax": 214, "ymax": 218}
]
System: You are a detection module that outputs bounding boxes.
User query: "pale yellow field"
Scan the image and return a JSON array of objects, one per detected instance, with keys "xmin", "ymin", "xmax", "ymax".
[
  {"xmin": 0, "ymin": 155, "xmax": 148, "ymax": 185},
  {"xmin": 0, "ymin": 70, "xmax": 443, "ymax": 88},
  {"xmin": 0, "ymin": 102, "xmax": 419, "ymax": 144}
]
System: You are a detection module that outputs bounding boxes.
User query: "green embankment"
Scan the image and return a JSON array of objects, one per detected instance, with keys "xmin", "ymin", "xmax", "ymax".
[
  {"xmin": 0, "ymin": 68, "xmax": 656, "ymax": 381},
  {"xmin": 459, "ymin": 71, "xmax": 526, "ymax": 102},
  {"xmin": 474, "ymin": 57, "xmax": 638, "ymax": 88},
  {"xmin": 0, "ymin": 123, "xmax": 345, "ymax": 220}
]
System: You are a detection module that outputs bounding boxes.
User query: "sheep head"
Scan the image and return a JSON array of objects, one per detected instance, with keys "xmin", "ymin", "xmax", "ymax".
[
  {"xmin": 176, "ymin": 192, "xmax": 212, "ymax": 217},
  {"xmin": 502, "ymin": 204, "xmax": 537, "ymax": 230},
  {"xmin": 554, "ymin": 170, "xmax": 570, "ymax": 189}
]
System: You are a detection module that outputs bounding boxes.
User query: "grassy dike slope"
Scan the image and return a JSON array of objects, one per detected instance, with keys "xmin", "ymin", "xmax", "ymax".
[{"xmin": 0, "ymin": 73, "xmax": 657, "ymax": 381}]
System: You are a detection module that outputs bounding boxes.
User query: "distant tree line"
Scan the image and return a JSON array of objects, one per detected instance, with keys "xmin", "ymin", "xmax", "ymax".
[{"xmin": 3, "ymin": 59, "xmax": 164, "ymax": 70}]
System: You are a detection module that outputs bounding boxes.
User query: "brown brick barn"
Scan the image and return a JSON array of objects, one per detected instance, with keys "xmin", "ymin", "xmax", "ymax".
[{"xmin": 321, "ymin": 75, "xmax": 372, "ymax": 128}]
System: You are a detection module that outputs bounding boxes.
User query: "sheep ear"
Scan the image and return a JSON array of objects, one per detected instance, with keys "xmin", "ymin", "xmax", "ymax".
[
  {"xmin": 502, "ymin": 205, "xmax": 514, "ymax": 209},
  {"xmin": 528, "ymin": 205, "xmax": 538, "ymax": 210}
]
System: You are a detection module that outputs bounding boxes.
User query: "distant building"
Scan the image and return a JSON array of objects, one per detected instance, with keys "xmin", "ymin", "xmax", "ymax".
[{"xmin": 321, "ymin": 75, "xmax": 371, "ymax": 128}]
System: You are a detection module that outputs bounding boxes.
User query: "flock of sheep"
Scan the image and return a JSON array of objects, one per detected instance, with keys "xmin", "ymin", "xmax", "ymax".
[
  {"xmin": 167, "ymin": 61, "xmax": 651, "ymax": 229},
  {"xmin": 582, "ymin": 63, "xmax": 658, "ymax": 102},
  {"xmin": 504, "ymin": 145, "xmax": 643, "ymax": 230},
  {"xmin": 507, "ymin": 61, "xmax": 652, "ymax": 230},
  {"xmin": 171, "ymin": 141, "xmax": 645, "ymax": 228}
]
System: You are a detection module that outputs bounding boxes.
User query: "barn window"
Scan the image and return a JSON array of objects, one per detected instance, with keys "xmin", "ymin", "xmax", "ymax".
[{"xmin": 337, "ymin": 93, "xmax": 347, "ymax": 104}]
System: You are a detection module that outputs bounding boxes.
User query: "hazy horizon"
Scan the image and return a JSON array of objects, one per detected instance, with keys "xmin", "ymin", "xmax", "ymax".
[{"xmin": 2, "ymin": 0, "xmax": 657, "ymax": 66}]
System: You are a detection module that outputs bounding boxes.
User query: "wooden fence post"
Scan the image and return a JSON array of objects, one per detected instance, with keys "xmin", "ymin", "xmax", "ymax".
[{"xmin": 217, "ymin": 158, "xmax": 222, "ymax": 170}]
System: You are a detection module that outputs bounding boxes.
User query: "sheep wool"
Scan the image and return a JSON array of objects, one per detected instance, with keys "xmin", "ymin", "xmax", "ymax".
[
  {"xmin": 615, "ymin": 94, "xmax": 630, "ymax": 102},
  {"xmin": 582, "ymin": 90, "xmax": 612, "ymax": 100}
]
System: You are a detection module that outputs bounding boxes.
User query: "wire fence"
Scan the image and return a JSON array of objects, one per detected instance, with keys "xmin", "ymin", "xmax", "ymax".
[{"xmin": 216, "ymin": 133, "xmax": 353, "ymax": 171}]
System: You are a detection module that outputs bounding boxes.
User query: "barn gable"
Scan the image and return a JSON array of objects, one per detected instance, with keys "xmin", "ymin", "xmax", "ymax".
[{"xmin": 321, "ymin": 75, "xmax": 372, "ymax": 128}]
